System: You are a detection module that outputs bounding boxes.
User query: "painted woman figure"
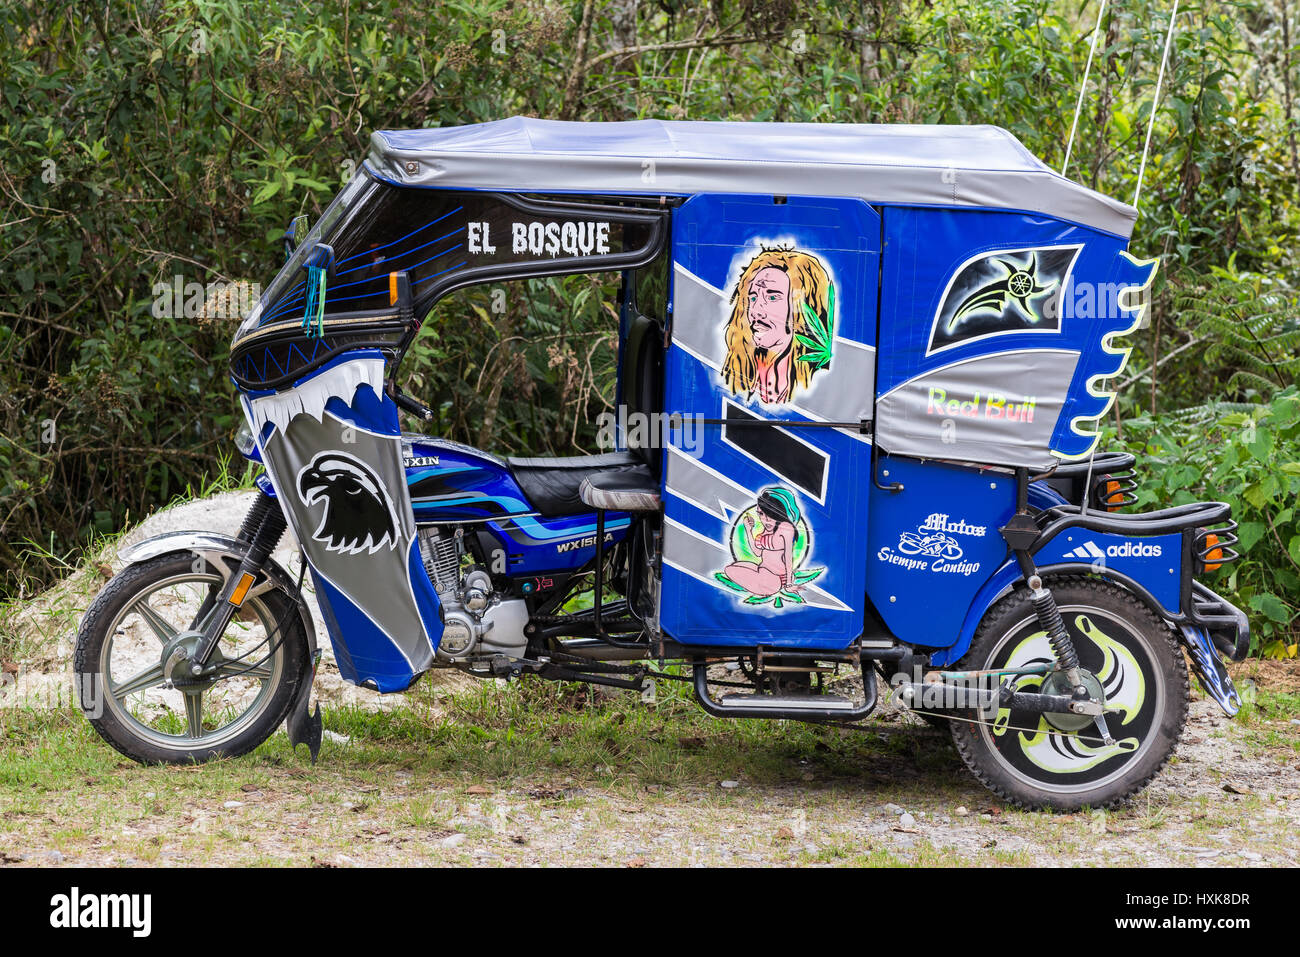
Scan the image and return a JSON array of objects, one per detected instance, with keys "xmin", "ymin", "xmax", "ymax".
[
  {"xmin": 721, "ymin": 247, "xmax": 834, "ymax": 405},
  {"xmin": 723, "ymin": 487, "xmax": 803, "ymax": 597}
]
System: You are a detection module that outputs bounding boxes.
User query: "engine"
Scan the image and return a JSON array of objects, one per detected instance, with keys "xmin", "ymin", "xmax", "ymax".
[{"xmin": 418, "ymin": 525, "xmax": 529, "ymax": 662}]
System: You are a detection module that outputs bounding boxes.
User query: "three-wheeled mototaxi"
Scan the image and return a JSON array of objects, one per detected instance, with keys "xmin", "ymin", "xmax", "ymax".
[{"xmin": 77, "ymin": 118, "xmax": 1249, "ymax": 810}]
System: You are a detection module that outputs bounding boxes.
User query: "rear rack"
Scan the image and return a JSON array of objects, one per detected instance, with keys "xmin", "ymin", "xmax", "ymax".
[
  {"xmin": 1034, "ymin": 499, "xmax": 1232, "ymax": 540},
  {"xmin": 1188, "ymin": 580, "xmax": 1250, "ymax": 660},
  {"xmin": 1032, "ymin": 500, "xmax": 1247, "ymax": 653}
]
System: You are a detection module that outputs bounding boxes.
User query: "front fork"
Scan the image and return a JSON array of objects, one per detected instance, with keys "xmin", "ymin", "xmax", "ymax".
[{"xmin": 186, "ymin": 492, "xmax": 288, "ymax": 677}]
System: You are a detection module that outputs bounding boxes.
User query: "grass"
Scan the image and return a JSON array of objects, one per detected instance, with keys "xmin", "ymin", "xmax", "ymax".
[
  {"xmin": 0, "ymin": 675, "xmax": 1002, "ymax": 867},
  {"xmin": 1, "ymin": 676, "xmax": 1296, "ymax": 866},
  {"xmin": 321, "ymin": 674, "xmax": 965, "ymax": 795},
  {"xmin": 1231, "ymin": 688, "xmax": 1300, "ymax": 760}
]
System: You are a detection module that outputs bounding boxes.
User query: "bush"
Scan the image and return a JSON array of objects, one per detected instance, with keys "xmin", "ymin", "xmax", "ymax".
[{"xmin": 1116, "ymin": 386, "xmax": 1300, "ymax": 657}]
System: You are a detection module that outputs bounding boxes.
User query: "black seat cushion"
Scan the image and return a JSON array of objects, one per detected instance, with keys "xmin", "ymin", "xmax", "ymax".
[{"xmin": 508, "ymin": 451, "xmax": 650, "ymax": 517}]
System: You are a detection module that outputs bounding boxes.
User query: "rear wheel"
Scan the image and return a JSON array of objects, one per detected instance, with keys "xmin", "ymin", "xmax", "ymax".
[
  {"xmin": 74, "ymin": 552, "xmax": 309, "ymax": 764},
  {"xmin": 949, "ymin": 578, "xmax": 1188, "ymax": 811}
]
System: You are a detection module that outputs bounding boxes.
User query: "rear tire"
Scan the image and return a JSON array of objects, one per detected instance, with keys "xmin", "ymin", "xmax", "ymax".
[
  {"xmin": 949, "ymin": 578, "xmax": 1188, "ymax": 811},
  {"xmin": 74, "ymin": 552, "xmax": 309, "ymax": 764}
]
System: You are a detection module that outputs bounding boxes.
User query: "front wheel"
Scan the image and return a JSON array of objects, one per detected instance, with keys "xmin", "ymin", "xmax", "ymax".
[
  {"xmin": 74, "ymin": 552, "xmax": 310, "ymax": 764},
  {"xmin": 949, "ymin": 578, "xmax": 1188, "ymax": 811}
]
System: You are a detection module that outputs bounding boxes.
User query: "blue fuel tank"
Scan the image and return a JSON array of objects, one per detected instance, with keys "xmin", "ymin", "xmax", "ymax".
[{"xmin": 402, "ymin": 436, "xmax": 632, "ymax": 576}]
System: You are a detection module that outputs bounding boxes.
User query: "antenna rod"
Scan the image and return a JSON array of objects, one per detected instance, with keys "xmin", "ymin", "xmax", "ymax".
[
  {"xmin": 1133, "ymin": 0, "xmax": 1181, "ymax": 210},
  {"xmin": 1062, "ymin": 0, "xmax": 1108, "ymax": 177}
]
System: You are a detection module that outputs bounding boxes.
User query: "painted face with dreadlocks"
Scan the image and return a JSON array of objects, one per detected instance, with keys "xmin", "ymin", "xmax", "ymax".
[
  {"xmin": 747, "ymin": 267, "xmax": 794, "ymax": 403},
  {"xmin": 722, "ymin": 247, "xmax": 835, "ymax": 407}
]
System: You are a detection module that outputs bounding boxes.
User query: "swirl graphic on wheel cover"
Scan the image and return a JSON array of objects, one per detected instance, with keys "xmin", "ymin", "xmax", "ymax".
[{"xmin": 985, "ymin": 611, "xmax": 1154, "ymax": 786}]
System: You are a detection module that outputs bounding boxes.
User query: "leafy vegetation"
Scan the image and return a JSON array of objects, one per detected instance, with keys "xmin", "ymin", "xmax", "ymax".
[
  {"xmin": 1, "ymin": 0, "xmax": 1298, "ymax": 650},
  {"xmin": 1115, "ymin": 385, "xmax": 1300, "ymax": 656}
]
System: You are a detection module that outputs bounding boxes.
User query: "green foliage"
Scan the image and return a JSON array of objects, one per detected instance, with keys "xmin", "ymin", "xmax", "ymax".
[
  {"xmin": 1179, "ymin": 256, "xmax": 1300, "ymax": 398},
  {"xmin": 1116, "ymin": 387, "xmax": 1300, "ymax": 657},
  {"xmin": 1, "ymin": 0, "xmax": 1298, "ymax": 640}
]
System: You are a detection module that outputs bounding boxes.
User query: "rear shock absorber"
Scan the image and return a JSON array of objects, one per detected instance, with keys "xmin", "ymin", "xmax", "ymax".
[
  {"xmin": 1000, "ymin": 467, "xmax": 1085, "ymax": 692},
  {"xmin": 1027, "ymin": 574, "xmax": 1082, "ymax": 687}
]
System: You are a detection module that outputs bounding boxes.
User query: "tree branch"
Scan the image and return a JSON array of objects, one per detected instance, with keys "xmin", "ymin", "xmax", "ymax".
[{"xmin": 560, "ymin": 0, "xmax": 597, "ymax": 121}]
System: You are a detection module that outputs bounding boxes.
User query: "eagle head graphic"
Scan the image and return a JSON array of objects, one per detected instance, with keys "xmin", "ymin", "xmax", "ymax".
[{"xmin": 296, "ymin": 452, "xmax": 400, "ymax": 555}]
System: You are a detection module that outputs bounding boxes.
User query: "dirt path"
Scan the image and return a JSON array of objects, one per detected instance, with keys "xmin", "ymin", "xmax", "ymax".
[
  {"xmin": 2, "ymin": 681, "xmax": 1297, "ymax": 868},
  {"xmin": 2, "ymin": 494, "xmax": 1298, "ymax": 867}
]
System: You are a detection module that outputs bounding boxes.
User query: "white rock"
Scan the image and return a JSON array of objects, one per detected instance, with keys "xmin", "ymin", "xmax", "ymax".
[
  {"xmin": 223, "ymin": 801, "xmax": 243, "ymax": 809},
  {"xmin": 899, "ymin": 812, "xmax": 916, "ymax": 828},
  {"xmin": 1240, "ymin": 851, "xmax": 1263, "ymax": 861},
  {"xmin": 442, "ymin": 833, "xmax": 467, "ymax": 848},
  {"xmin": 324, "ymin": 730, "xmax": 351, "ymax": 745},
  {"xmin": 884, "ymin": 803, "xmax": 904, "ymax": 815},
  {"xmin": 720, "ymin": 780, "xmax": 741, "ymax": 789},
  {"xmin": 955, "ymin": 806, "xmax": 969, "ymax": 816}
]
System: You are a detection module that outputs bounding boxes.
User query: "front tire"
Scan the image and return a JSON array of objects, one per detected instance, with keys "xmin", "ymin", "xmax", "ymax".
[
  {"xmin": 950, "ymin": 578, "xmax": 1188, "ymax": 811},
  {"xmin": 74, "ymin": 552, "xmax": 310, "ymax": 764}
]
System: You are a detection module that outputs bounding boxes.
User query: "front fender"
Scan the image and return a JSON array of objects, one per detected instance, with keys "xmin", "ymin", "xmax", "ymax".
[{"xmin": 118, "ymin": 530, "xmax": 317, "ymax": 661}]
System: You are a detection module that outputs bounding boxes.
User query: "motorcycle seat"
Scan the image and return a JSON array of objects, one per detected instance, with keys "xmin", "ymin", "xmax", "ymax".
[
  {"xmin": 580, "ymin": 469, "xmax": 662, "ymax": 512},
  {"xmin": 507, "ymin": 451, "xmax": 651, "ymax": 517}
]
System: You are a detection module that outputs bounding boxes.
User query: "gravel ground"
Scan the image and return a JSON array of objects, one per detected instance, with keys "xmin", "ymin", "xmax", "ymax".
[{"xmin": 1, "ymin": 492, "xmax": 1297, "ymax": 867}]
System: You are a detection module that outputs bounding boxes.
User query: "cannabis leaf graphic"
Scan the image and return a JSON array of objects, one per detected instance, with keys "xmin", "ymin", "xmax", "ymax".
[
  {"xmin": 714, "ymin": 567, "xmax": 825, "ymax": 609},
  {"xmin": 795, "ymin": 281, "xmax": 834, "ymax": 372}
]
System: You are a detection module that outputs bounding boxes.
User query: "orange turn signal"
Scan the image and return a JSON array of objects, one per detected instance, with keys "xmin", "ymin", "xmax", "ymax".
[
  {"xmin": 1202, "ymin": 533, "xmax": 1223, "ymax": 572},
  {"xmin": 1104, "ymin": 479, "xmax": 1123, "ymax": 512},
  {"xmin": 389, "ymin": 272, "xmax": 399, "ymax": 306}
]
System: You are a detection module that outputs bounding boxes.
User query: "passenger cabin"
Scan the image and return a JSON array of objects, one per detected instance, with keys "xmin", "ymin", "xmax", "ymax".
[{"xmin": 232, "ymin": 117, "xmax": 1156, "ymax": 658}]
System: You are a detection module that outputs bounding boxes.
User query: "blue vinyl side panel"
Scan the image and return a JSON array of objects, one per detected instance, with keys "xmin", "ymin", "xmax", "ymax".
[
  {"xmin": 866, "ymin": 455, "xmax": 1015, "ymax": 650},
  {"xmin": 660, "ymin": 194, "xmax": 879, "ymax": 647},
  {"xmin": 873, "ymin": 207, "xmax": 1156, "ymax": 469}
]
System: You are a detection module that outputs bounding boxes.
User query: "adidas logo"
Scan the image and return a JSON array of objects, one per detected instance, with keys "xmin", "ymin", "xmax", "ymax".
[
  {"xmin": 1065, "ymin": 540, "xmax": 1163, "ymax": 560},
  {"xmin": 1065, "ymin": 541, "xmax": 1106, "ymax": 561}
]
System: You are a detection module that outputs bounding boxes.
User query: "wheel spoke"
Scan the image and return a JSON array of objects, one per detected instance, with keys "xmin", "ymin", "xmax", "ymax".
[
  {"xmin": 186, "ymin": 583, "xmax": 221, "ymax": 632},
  {"xmin": 110, "ymin": 663, "xmax": 167, "ymax": 700},
  {"xmin": 183, "ymin": 691, "xmax": 204, "ymax": 738},
  {"xmin": 211, "ymin": 661, "xmax": 274, "ymax": 681},
  {"xmin": 132, "ymin": 598, "xmax": 178, "ymax": 644}
]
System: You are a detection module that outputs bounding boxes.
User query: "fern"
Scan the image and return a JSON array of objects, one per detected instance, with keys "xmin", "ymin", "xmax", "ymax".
[{"xmin": 1179, "ymin": 258, "xmax": 1300, "ymax": 398}]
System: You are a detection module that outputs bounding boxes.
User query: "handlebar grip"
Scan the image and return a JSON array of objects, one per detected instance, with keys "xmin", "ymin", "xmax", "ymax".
[{"xmin": 392, "ymin": 390, "xmax": 434, "ymax": 421}]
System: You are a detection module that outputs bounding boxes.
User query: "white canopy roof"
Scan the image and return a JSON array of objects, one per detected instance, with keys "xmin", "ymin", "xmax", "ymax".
[{"xmin": 367, "ymin": 117, "xmax": 1137, "ymax": 238}]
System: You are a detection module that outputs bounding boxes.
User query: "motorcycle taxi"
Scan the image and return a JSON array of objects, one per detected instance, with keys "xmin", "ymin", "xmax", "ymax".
[{"xmin": 77, "ymin": 118, "xmax": 1247, "ymax": 810}]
